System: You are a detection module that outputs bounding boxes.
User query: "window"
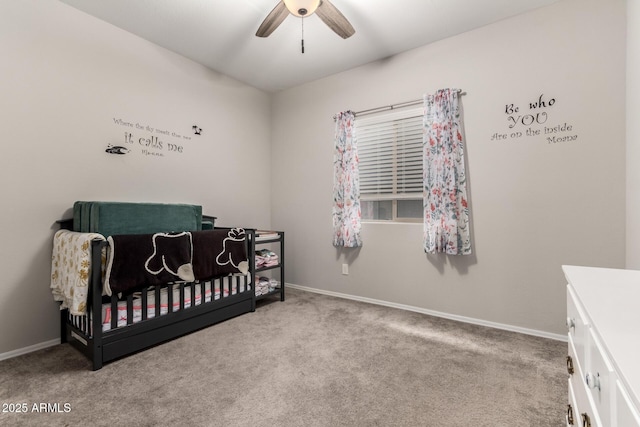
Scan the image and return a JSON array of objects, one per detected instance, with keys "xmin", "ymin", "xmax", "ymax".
[{"xmin": 356, "ymin": 107, "xmax": 423, "ymax": 222}]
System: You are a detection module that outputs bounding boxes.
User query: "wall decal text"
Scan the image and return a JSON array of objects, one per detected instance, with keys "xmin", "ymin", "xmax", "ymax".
[
  {"xmin": 490, "ymin": 94, "xmax": 578, "ymax": 145},
  {"xmin": 109, "ymin": 118, "xmax": 193, "ymax": 159}
]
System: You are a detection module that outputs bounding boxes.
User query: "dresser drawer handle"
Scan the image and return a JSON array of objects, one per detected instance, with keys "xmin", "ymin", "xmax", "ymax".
[
  {"xmin": 566, "ymin": 355, "xmax": 574, "ymax": 375},
  {"xmin": 581, "ymin": 412, "xmax": 591, "ymax": 427},
  {"xmin": 566, "ymin": 404, "xmax": 575, "ymax": 425},
  {"xmin": 585, "ymin": 372, "xmax": 601, "ymax": 391},
  {"xmin": 566, "ymin": 317, "xmax": 575, "ymax": 331}
]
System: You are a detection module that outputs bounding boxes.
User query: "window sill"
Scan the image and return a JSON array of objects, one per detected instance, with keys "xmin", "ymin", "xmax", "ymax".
[{"xmin": 361, "ymin": 220, "xmax": 421, "ymax": 225}]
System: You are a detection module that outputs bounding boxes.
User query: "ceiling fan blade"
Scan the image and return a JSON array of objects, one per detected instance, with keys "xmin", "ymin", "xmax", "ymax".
[
  {"xmin": 316, "ymin": 0, "xmax": 355, "ymax": 39},
  {"xmin": 256, "ymin": 1, "xmax": 289, "ymax": 38}
]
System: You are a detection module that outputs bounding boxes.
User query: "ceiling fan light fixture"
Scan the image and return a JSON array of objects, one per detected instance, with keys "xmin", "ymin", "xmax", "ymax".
[{"xmin": 283, "ymin": 0, "xmax": 321, "ymax": 17}]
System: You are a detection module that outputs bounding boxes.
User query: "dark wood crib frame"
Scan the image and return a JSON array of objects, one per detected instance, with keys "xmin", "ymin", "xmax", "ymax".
[{"xmin": 58, "ymin": 221, "xmax": 256, "ymax": 370}]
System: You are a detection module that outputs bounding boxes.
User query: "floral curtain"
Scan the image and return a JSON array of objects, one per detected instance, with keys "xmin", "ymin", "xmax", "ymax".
[
  {"xmin": 423, "ymin": 89, "xmax": 471, "ymax": 255},
  {"xmin": 332, "ymin": 111, "xmax": 362, "ymax": 248}
]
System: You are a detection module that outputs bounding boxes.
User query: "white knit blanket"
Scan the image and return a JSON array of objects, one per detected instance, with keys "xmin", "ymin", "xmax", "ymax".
[{"xmin": 50, "ymin": 230, "xmax": 105, "ymax": 315}]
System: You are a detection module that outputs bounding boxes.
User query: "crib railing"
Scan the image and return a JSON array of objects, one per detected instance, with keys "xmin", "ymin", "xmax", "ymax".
[{"xmin": 67, "ymin": 274, "xmax": 250, "ymax": 338}]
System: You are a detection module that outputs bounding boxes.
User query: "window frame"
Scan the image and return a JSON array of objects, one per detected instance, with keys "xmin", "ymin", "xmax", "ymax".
[{"xmin": 356, "ymin": 107, "xmax": 423, "ymax": 223}]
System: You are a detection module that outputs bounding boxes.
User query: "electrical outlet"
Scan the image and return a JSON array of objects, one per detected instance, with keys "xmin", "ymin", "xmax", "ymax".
[{"xmin": 342, "ymin": 264, "xmax": 349, "ymax": 275}]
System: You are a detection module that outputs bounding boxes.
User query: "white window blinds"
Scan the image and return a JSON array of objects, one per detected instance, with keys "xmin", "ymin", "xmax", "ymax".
[{"xmin": 356, "ymin": 107, "xmax": 423, "ymax": 199}]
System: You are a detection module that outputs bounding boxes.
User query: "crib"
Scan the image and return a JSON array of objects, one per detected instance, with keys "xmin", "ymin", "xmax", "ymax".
[{"xmin": 52, "ymin": 201, "xmax": 255, "ymax": 370}]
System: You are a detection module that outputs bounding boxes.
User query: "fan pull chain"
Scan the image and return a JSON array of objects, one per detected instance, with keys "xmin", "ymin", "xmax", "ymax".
[{"xmin": 301, "ymin": 16, "xmax": 305, "ymax": 54}]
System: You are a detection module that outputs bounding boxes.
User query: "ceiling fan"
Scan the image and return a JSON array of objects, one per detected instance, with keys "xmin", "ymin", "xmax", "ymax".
[{"xmin": 256, "ymin": 0, "xmax": 355, "ymax": 40}]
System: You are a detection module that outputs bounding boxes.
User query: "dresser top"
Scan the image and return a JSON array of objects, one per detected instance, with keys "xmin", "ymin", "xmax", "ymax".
[{"xmin": 563, "ymin": 265, "xmax": 640, "ymax": 410}]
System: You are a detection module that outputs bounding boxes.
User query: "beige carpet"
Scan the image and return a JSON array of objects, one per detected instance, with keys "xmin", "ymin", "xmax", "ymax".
[{"xmin": 0, "ymin": 289, "xmax": 566, "ymax": 427}]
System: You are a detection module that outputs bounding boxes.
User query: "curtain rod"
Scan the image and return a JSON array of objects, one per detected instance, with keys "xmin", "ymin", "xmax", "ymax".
[{"xmin": 333, "ymin": 89, "xmax": 466, "ymax": 120}]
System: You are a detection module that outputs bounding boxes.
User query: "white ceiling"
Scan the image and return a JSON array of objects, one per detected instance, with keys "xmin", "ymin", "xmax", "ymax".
[{"xmin": 58, "ymin": 0, "xmax": 562, "ymax": 92}]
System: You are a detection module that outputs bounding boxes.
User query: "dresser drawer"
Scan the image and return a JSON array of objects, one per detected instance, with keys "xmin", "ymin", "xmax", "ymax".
[
  {"xmin": 568, "ymin": 334, "xmax": 584, "ymax": 381},
  {"xmin": 616, "ymin": 380, "xmax": 640, "ymax": 427},
  {"xmin": 567, "ymin": 285, "xmax": 588, "ymax": 361},
  {"xmin": 584, "ymin": 328, "xmax": 614, "ymax": 425},
  {"xmin": 569, "ymin": 336, "xmax": 601, "ymax": 427},
  {"xmin": 572, "ymin": 375, "xmax": 601, "ymax": 427},
  {"xmin": 568, "ymin": 378, "xmax": 579, "ymax": 426}
]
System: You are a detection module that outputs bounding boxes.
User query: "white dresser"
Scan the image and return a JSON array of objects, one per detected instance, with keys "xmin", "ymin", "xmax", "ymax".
[{"xmin": 563, "ymin": 265, "xmax": 640, "ymax": 426}]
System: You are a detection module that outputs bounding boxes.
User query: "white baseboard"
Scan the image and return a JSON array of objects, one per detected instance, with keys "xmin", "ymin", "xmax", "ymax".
[
  {"xmin": 0, "ymin": 338, "xmax": 60, "ymax": 363},
  {"xmin": 287, "ymin": 283, "xmax": 567, "ymax": 342}
]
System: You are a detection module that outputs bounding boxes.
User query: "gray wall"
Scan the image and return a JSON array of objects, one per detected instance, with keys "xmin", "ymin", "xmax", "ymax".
[
  {"xmin": 270, "ymin": 0, "xmax": 627, "ymax": 336},
  {"xmin": 0, "ymin": 0, "xmax": 272, "ymax": 355},
  {"xmin": 628, "ymin": 0, "xmax": 640, "ymax": 268}
]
